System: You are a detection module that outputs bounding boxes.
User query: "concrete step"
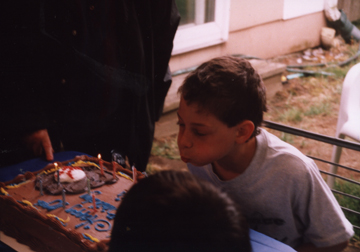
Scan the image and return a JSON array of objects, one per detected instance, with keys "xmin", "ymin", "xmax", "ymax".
[
  {"xmin": 155, "ymin": 59, "xmax": 286, "ymax": 139},
  {"xmin": 155, "ymin": 109, "xmax": 179, "ymax": 139}
]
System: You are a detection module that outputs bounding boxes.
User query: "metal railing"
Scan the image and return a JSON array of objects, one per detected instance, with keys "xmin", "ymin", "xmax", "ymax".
[{"xmin": 263, "ymin": 120, "xmax": 360, "ymax": 231}]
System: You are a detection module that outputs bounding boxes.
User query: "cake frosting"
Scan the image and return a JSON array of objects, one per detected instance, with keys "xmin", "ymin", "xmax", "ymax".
[
  {"xmin": 55, "ymin": 166, "xmax": 86, "ymax": 183},
  {"xmin": 0, "ymin": 155, "xmax": 144, "ymax": 252}
]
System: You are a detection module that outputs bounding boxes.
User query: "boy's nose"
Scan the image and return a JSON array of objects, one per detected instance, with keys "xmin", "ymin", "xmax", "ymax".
[{"xmin": 178, "ymin": 131, "xmax": 193, "ymax": 149}]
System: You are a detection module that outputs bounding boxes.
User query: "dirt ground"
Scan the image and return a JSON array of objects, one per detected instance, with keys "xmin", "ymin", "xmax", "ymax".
[{"xmin": 265, "ymin": 41, "xmax": 360, "ymax": 182}]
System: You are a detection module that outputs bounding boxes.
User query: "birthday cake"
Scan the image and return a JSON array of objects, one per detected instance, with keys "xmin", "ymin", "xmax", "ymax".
[{"xmin": 0, "ymin": 155, "xmax": 143, "ymax": 252}]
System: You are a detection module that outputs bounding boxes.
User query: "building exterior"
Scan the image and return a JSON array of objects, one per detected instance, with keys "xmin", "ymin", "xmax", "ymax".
[{"xmin": 164, "ymin": 0, "xmax": 328, "ymax": 112}]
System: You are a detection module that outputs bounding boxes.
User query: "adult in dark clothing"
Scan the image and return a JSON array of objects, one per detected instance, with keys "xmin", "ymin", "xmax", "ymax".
[{"xmin": 0, "ymin": 0, "xmax": 180, "ymax": 171}]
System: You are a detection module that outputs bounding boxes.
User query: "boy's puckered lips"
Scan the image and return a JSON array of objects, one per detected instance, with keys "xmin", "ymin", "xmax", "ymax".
[{"xmin": 180, "ymin": 156, "xmax": 190, "ymax": 163}]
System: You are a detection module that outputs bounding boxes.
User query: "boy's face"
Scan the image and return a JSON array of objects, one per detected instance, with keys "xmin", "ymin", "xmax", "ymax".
[{"xmin": 177, "ymin": 96, "xmax": 238, "ymax": 167}]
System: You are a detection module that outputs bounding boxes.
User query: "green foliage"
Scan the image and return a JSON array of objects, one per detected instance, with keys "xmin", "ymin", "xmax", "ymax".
[
  {"xmin": 299, "ymin": 139, "xmax": 307, "ymax": 149},
  {"xmin": 334, "ymin": 180, "xmax": 360, "ymax": 237},
  {"xmin": 279, "ymin": 132, "xmax": 294, "ymax": 144},
  {"xmin": 304, "ymin": 102, "xmax": 331, "ymax": 117},
  {"xmin": 326, "ymin": 66, "xmax": 351, "ymax": 79},
  {"xmin": 151, "ymin": 137, "xmax": 180, "ymax": 160},
  {"xmin": 277, "ymin": 107, "xmax": 303, "ymax": 123}
]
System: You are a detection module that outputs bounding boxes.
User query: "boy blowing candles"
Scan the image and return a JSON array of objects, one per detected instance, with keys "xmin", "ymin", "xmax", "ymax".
[{"xmin": 176, "ymin": 56, "xmax": 354, "ymax": 251}]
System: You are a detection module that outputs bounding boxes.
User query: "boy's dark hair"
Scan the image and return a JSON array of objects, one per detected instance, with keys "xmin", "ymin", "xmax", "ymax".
[
  {"xmin": 108, "ymin": 170, "xmax": 251, "ymax": 252},
  {"xmin": 178, "ymin": 56, "xmax": 267, "ymax": 138}
]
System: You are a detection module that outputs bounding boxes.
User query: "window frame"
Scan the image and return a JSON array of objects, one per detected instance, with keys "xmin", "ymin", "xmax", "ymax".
[{"xmin": 172, "ymin": 0, "xmax": 230, "ymax": 55}]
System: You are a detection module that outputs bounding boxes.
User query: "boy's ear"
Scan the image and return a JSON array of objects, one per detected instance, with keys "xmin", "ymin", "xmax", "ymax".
[{"xmin": 235, "ymin": 120, "xmax": 255, "ymax": 144}]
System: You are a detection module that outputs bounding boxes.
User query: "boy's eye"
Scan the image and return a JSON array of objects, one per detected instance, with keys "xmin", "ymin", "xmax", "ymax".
[{"xmin": 193, "ymin": 130, "xmax": 206, "ymax": 136}]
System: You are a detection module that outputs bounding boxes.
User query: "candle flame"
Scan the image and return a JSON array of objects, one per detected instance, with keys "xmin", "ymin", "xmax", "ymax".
[
  {"xmin": 98, "ymin": 154, "xmax": 101, "ymax": 159},
  {"xmin": 54, "ymin": 162, "xmax": 58, "ymax": 168}
]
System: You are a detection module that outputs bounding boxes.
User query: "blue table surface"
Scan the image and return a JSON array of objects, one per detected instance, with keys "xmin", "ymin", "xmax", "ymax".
[
  {"xmin": 0, "ymin": 151, "xmax": 296, "ymax": 252},
  {"xmin": 0, "ymin": 151, "xmax": 89, "ymax": 182}
]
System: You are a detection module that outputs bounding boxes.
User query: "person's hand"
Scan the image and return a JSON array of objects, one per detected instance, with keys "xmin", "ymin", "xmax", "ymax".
[{"xmin": 23, "ymin": 129, "xmax": 54, "ymax": 161}]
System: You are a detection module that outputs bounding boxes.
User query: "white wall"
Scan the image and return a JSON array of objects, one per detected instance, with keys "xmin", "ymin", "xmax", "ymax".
[{"xmin": 283, "ymin": 0, "xmax": 325, "ymax": 19}]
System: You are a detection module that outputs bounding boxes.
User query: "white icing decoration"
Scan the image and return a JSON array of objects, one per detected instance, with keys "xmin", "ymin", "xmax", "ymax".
[{"xmin": 55, "ymin": 167, "xmax": 86, "ymax": 183}]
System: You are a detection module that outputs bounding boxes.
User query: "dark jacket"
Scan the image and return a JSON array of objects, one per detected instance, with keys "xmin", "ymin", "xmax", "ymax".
[{"xmin": 0, "ymin": 0, "xmax": 180, "ymax": 170}]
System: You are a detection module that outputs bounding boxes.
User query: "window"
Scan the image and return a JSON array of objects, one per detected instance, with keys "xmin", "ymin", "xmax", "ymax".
[
  {"xmin": 172, "ymin": 0, "xmax": 230, "ymax": 55},
  {"xmin": 177, "ymin": 0, "xmax": 215, "ymax": 26}
]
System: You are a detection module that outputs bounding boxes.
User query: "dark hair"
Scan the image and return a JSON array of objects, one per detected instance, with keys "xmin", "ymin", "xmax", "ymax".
[
  {"xmin": 108, "ymin": 170, "xmax": 251, "ymax": 252},
  {"xmin": 178, "ymin": 56, "xmax": 267, "ymax": 138}
]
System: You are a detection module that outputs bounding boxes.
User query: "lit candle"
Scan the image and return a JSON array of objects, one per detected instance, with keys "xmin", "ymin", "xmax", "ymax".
[
  {"xmin": 62, "ymin": 189, "xmax": 66, "ymax": 209},
  {"xmin": 132, "ymin": 164, "xmax": 137, "ymax": 184},
  {"xmin": 112, "ymin": 161, "xmax": 116, "ymax": 179},
  {"xmin": 98, "ymin": 154, "xmax": 104, "ymax": 176},
  {"xmin": 87, "ymin": 178, "xmax": 91, "ymax": 195},
  {"xmin": 92, "ymin": 192, "xmax": 97, "ymax": 212},
  {"xmin": 54, "ymin": 162, "xmax": 60, "ymax": 185}
]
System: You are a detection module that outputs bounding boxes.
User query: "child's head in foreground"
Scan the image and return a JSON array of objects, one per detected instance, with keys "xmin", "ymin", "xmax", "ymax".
[{"xmin": 108, "ymin": 170, "xmax": 251, "ymax": 252}]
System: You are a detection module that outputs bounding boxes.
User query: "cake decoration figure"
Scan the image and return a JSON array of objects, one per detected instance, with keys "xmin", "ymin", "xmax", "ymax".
[{"xmin": 112, "ymin": 161, "xmax": 116, "ymax": 180}]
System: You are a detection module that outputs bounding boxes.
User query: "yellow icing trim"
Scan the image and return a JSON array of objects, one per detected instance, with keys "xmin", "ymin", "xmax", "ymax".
[
  {"xmin": 1, "ymin": 187, "xmax": 9, "ymax": 196},
  {"xmin": 6, "ymin": 180, "xmax": 31, "ymax": 188},
  {"xmin": 46, "ymin": 214, "xmax": 70, "ymax": 223},
  {"xmin": 84, "ymin": 233, "xmax": 100, "ymax": 243},
  {"xmin": 40, "ymin": 166, "xmax": 61, "ymax": 176},
  {"xmin": 71, "ymin": 160, "xmax": 100, "ymax": 169},
  {"xmin": 21, "ymin": 200, "xmax": 34, "ymax": 207},
  {"xmin": 117, "ymin": 171, "xmax": 133, "ymax": 182}
]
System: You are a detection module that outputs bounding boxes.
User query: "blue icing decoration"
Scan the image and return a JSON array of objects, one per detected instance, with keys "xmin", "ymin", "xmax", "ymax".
[
  {"xmin": 115, "ymin": 190, "xmax": 127, "ymax": 201},
  {"xmin": 79, "ymin": 193, "xmax": 117, "ymax": 219},
  {"xmin": 107, "ymin": 213, "xmax": 116, "ymax": 220},
  {"xmin": 54, "ymin": 217, "xmax": 67, "ymax": 227},
  {"xmin": 64, "ymin": 192, "xmax": 116, "ymax": 232},
  {"xmin": 94, "ymin": 219, "xmax": 111, "ymax": 232},
  {"xmin": 34, "ymin": 190, "xmax": 116, "ymax": 233},
  {"xmin": 35, "ymin": 199, "xmax": 69, "ymax": 211},
  {"xmin": 75, "ymin": 223, "xmax": 85, "ymax": 229},
  {"xmin": 117, "ymin": 191, "xmax": 126, "ymax": 197}
]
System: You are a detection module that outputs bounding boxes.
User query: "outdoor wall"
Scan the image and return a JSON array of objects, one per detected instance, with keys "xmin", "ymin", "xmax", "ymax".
[
  {"xmin": 225, "ymin": 11, "xmax": 326, "ymax": 59},
  {"xmin": 165, "ymin": 0, "xmax": 327, "ymax": 113},
  {"xmin": 229, "ymin": 1, "xmax": 283, "ymax": 31}
]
